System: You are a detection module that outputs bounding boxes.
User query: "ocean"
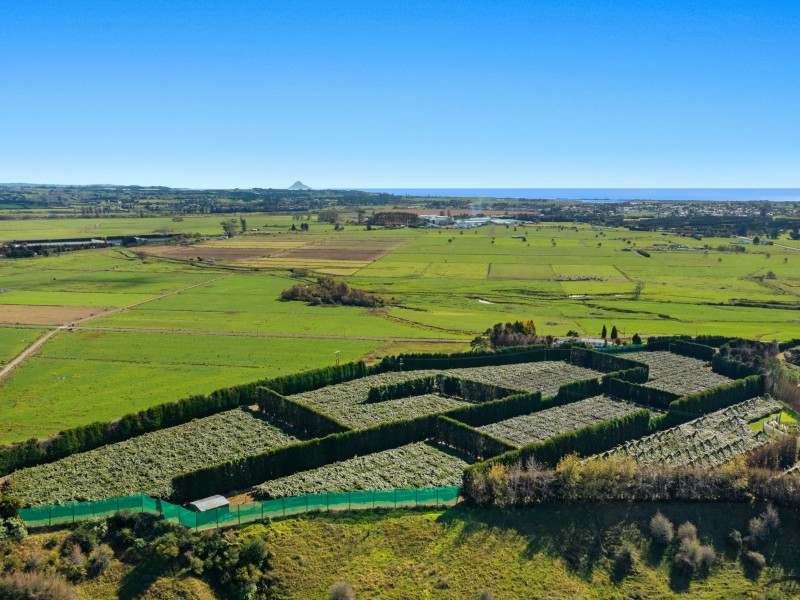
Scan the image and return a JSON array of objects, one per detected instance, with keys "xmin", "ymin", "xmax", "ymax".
[{"xmin": 354, "ymin": 188, "xmax": 800, "ymax": 202}]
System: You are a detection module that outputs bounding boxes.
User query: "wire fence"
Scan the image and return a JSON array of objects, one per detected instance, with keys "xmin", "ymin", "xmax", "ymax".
[{"xmin": 19, "ymin": 486, "xmax": 460, "ymax": 532}]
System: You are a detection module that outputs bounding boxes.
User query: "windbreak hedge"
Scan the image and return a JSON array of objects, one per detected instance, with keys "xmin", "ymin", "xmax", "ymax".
[
  {"xmin": 0, "ymin": 359, "xmax": 378, "ymax": 476},
  {"xmin": 258, "ymin": 388, "xmax": 350, "ymax": 437},
  {"xmin": 711, "ymin": 353, "xmax": 759, "ymax": 379},
  {"xmin": 379, "ymin": 345, "xmax": 570, "ymax": 370},
  {"xmin": 170, "ymin": 415, "xmax": 441, "ymax": 502},
  {"xmin": 366, "ymin": 376, "xmax": 437, "ymax": 403},
  {"xmin": 568, "ymin": 348, "xmax": 649, "ymax": 376},
  {"xmin": 435, "ymin": 416, "xmax": 514, "ymax": 460},
  {"xmin": 652, "ymin": 375, "xmax": 764, "ymax": 429},
  {"xmin": 600, "ymin": 367, "xmax": 649, "ymax": 386},
  {"xmin": 603, "ymin": 378, "xmax": 680, "ymax": 410},
  {"xmin": 669, "ymin": 340, "xmax": 716, "ymax": 362},
  {"xmin": 465, "ymin": 409, "xmax": 652, "ymax": 478},
  {"xmin": 435, "ymin": 376, "xmax": 520, "ymax": 403},
  {"xmin": 442, "ymin": 392, "xmax": 543, "ymax": 428}
]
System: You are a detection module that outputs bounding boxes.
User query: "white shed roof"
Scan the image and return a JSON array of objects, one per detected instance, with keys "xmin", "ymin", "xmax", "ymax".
[{"xmin": 188, "ymin": 495, "xmax": 229, "ymax": 512}]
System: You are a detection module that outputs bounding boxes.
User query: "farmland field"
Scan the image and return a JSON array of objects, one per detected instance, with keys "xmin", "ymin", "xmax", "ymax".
[
  {"xmin": 478, "ymin": 395, "xmax": 642, "ymax": 448},
  {"xmin": 287, "ymin": 361, "xmax": 601, "ymax": 428},
  {"xmin": 3, "ymin": 219, "xmax": 800, "ymax": 446},
  {"xmin": 254, "ymin": 441, "xmax": 473, "ymax": 498},
  {"xmin": 8, "ymin": 408, "xmax": 306, "ymax": 506},
  {"xmin": 625, "ymin": 351, "xmax": 733, "ymax": 394},
  {"xmin": 0, "ymin": 327, "xmax": 36, "ymax": 364},
  {"xmin": 0, "ymin": 334, "xmax": 379, "ymax": 445},
  {"xmin": 602, "ymin": 396, "xmax": 781, "ymax": 468}
]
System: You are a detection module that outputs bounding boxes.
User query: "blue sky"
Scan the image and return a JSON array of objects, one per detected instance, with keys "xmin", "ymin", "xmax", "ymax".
[{"xmin": 1, "ymin": 0, "xmax": 797, "ymax": 188}]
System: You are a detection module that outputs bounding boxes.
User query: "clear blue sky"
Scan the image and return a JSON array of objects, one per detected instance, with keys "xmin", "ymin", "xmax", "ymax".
[{"xmin": 1, "ymin": 0, "xmax": 797, "ymax": 188}]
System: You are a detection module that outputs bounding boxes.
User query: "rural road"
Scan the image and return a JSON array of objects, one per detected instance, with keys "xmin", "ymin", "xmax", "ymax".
[{"xmin": 0, "ymin": 275, "xmax": 232, "ymax": 383}]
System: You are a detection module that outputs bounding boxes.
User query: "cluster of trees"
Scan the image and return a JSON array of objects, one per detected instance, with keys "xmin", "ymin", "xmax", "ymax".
[
  {"xmin": 220, "ymin": 217, "xmax": 247, "ymax": 237},
  {"xmin": 280, "ymin": 276, "xmax": 385, "ymax": 308},
  {"xmin": 464, "ymin": 450, "xmax": 800, "ymax": 510},
  {"xmin": 0, "ymin": 510, "xmax": 274, "ymax": 599},
  {"xmin": 471, "ymin": 320, "xmax": 543, "ymax": 350}
]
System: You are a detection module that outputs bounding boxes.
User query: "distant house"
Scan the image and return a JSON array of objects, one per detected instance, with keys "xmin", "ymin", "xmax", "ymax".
[{"xmin": 188, "ymin": 495, "xmax": 229, "ymax": 512}]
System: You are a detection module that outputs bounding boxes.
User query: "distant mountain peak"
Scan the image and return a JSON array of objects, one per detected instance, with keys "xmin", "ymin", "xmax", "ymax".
[{"xmin": 288, "ymin": 181, "xmax": 311, "ymax": 190}]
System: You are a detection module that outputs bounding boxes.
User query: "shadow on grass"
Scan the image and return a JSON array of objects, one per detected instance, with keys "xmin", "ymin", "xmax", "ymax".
[{"xmin": 436, "ymin": 500, "xmax": 800, "ymax": 588}]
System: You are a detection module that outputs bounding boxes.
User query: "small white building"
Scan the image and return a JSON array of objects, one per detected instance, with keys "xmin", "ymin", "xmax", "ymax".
[{"xmin": 188, "ymin": 495, "xmax": 229, "ymax": 512}]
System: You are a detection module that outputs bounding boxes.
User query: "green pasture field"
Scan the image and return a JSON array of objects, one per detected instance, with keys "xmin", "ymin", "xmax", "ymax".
[
  {"xmin": 0, "ymin": 213, "xmax": 298, "ymax": 242},
  {"xmin": 0, "ymin": 328, "xmax": 36, "ymax": 364},
  {"xmin": 2, "ymin": 221, "xmax": 800, "ymax": 443},
  {"xmin": 0, "ymin": 335, "xmax": 379, "ymax": 445}
]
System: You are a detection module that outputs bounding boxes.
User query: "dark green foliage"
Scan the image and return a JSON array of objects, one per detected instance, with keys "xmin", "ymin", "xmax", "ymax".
[
  {"xmin": 711, "ymin": 352, "xmax": 759, "ymax": 379},
  {"xmin": 266, "ymin": 360, "xmax": 376, "ymax": 395},
  {"xmin": 695, "ymin": 335, "xmax": 736, "ymax": 348},
  {"xmin": 435, "ymin": 417, "xmax": 514, "ymax": 460},
  {"xmin": 170, "ymin": 416, "xmax": 442, "ymax": 502},
  {"xmin": 568, "ymin": 348, "xmax": 649, "ymax": 376},
  {"xmin": 258, "ymin": 388, "xmax": 350, "ymax": 437},
  {"xmin": 467, "ymin": 410, "xmax": 652, "ymax": 477},
  {"xmin": 281, "ymin": 276, "xmax": 384, "ymax": 307},
  {"xmin": 600, "ymin": 367, "xmax": 649, "ymax": 386},
  {"xmin": 555, "ymin": 378, "xmax": 603, "ymax": 403},
  {"xmin": 366, "ymin": 377, "xmax": 438, "ymax": 403},
  {"xmin": 379, "ymin": 345, "xmax": 568, "ymax": 371},
  {"xmin": 652, "ymin": 375, "xmax": 764, "ymax": 430},
  {"xmin": 778, "ymin": 338, "xmax": 800, "ymax": 352},
  {"xmin": 670, "ymin": 340, "xmax": 716, "ymax": 362},
  {"xmin": 442, "ymin": 392, "xmax": 543, "ymax": 428},
  {"xmin": 0, "ymin": 493, "xmax": 22, "ymax": 519},
  {"xmin": 603, "ymin": 378, "xmax": 680, "ymax": 409},
  {"xmin": 434, "ymin": 376, "xmax": 519, "ymax": 403}
]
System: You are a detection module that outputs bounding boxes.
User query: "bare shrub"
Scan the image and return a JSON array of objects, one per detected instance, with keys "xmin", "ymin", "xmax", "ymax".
[
  {"xmin": 762, "ymin": 504, "xmax": 780, "ymax": 531},
  {"xmin": 677, "ymin": 522, "xmax": 698, "ymax": 542},
  {"xmin": 674, "ymin": 538, "xmax": 702, "ymax": 574},
  {"xmin": 477, "ymin": 590, "xmax": 495, "ymax": 600},
  {"xmin": 748, "ymin": 516, "xmax": 769, "ymax": 542},
  {"xmin": 329, "ymin": 580, "xmax": 356, "ymax": 600},
  {"xmin": 699, "ymin": 545, "xmax": 717, "ymax": 568},
  {"xmin": 728, "ymin": 529, "xmax": 743, "ymax": 548},
  {"xmin": 0, "ymin": 571, "xmax": 77, "ymax": 600},
  {"xmin": 68, "ymin": 544, "xmax": 86, "ymax": 566},
  {"xmin": 88, "ymin": 544, "xmax": 113, "ymax": 577},
  {"xmin": 744, "ymin": 550, "xmax": 766, "ymax": 571},
  {"xmin": 649, "ymin": 512, "xmax": 674, "ymax": 545}
]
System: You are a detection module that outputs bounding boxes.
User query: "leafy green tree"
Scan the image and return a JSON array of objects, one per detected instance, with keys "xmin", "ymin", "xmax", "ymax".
[
  {"xmin": 611, "ymin": 325, "xmax": 618, "ymax": 339},
  {"xmin": 601, "ymin": 325, "xmax": 607, "ymax": 339},
  {"xmin": 221, "ymin": 219, "xmax": 238, "ymax": 237}
]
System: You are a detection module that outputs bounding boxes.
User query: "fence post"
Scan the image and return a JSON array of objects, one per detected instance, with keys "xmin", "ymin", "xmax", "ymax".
[
  {"xmin": 238, "ymin": 504, "xmax": 241, "ymax": 525},
  {"xmin": 261, "ymin": 502, "xmax": 264, "ymax": 522},
  {"xmin": 140, "ymin": 494, "xmax": 144, "ymax": 514},
  {"xmin": 394, "ymin": 489, "xmax": 397, "ymax": 508},
  {"xmin": 306, "ymin": 495, "xmax": 309, "ymax": 513},
  {"xmin": 72, "ymin": 503, "xmax": 75, "ymax": 523},
  {"xmin": 326, "ymin": 493, "xmax": 329, "ymax": 512},
  {"xmin": 415, "ymin": 488, "xmax": 418, "ymax": 507},
  {"xmin": 116, "ymin": 498, "xmax": 120, "ymax": 513},
  {"xmin": 48, "ymin": 506, "xmax": 51, "ymax": 527},
  {"xmin": 216, "ymin": 508, "xmax": 219, "ymax": 530},
  {"xmin": 283, "ymin": 497, "xmax": 286, "ymax": 517},
  {"xmin": 436, "ymin": 488, "xmax": 439, "ymax": 506},
  {"xmin": 348, "ymin": 492, "xmax": 351, "ymax": 511}
]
